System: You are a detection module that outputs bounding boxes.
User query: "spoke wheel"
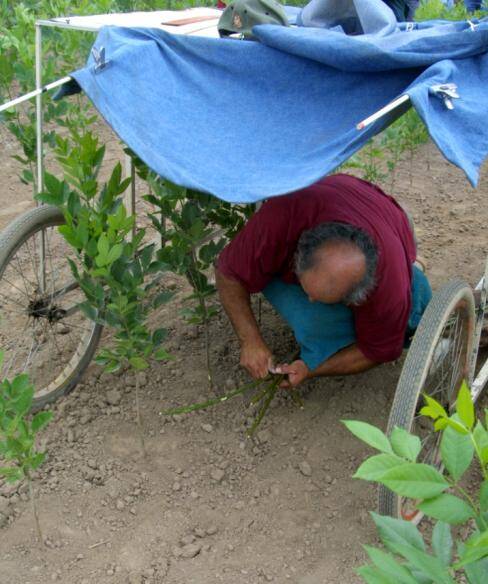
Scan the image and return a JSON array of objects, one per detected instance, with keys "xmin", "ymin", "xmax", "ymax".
[
  {"xmin": 378, "ymin": 279, "xmax": 476, "ymax": 524},
  {"xmin": 0, "ymin": 206, "xmax": 102, "ymax": 410}
]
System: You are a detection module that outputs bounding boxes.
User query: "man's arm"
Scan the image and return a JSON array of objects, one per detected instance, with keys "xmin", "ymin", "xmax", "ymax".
[
  {"xmin": 276, "ymin": 344, "xmax": 378, "ymax": 387},
  {"xmin": 215, "ymin": 267, "xmax": 273, "ymax": 379},
  {"xmin": 310, "ymin": 344, "xmax": 378, "ymax": 377}
]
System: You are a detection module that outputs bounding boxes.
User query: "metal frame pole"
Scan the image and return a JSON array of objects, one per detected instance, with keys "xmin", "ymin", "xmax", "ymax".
[
  {"xmin": 0, "ymin": 76, "xmax": 71, "ymax": 114},
  {"xmin": 35, "ymin": 23, "xmax": 47, "ymax": 293},
  {"xmin": 356, "ymin": 94, "xmax": 410, "ymax": 130},
  {"xmin": 35, "ymin": 23, "xmax": 44, "ymax": 194}
]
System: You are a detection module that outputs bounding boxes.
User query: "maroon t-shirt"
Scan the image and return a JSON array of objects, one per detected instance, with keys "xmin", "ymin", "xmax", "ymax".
[{"xmin": 217, "ymin": 174, "xmax": 416, "ymax": 363}]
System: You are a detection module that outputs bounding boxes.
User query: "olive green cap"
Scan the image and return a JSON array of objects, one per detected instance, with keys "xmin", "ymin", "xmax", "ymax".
[{"xmin": 218, "ymin": 0, "xmax": 289, "ymax": 40}]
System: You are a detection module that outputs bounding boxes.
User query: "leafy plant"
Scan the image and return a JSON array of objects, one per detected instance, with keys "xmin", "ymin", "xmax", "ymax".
[
  {"xmin": 344, "ymin": 381, "xmax": 488, "ymax": 583},
  {"xmin": 145, "ymin": 172, "xmax": 251, "ymax": 388},
  {"xmin": 0, "ymin": 351, "xmax": 52, "ymax": 544},
  {"xmin": 416, "ymin": 0, "xmax": 487, "ymax": 22},
  {"xmin": 37, "ymin": 130, "xmax": 173, "ymax": 457}
]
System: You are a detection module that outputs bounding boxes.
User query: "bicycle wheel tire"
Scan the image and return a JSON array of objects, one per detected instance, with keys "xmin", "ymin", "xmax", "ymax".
[
  {"xmin": 378, "ymin": 279, "xmax": 476, "ymax": 523},
  {"xmin": 0, "ymin": 205, "xmax": 102, "ymax": 411}
]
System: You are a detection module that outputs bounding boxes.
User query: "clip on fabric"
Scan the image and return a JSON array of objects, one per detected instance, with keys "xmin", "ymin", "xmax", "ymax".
[
  {"xmin": 430, "ymin": 83, "xmax": 460, "ymax": 110},
  {"xmin": 92, "ymin": 46, "xmax": 108, "ymax": 72}
]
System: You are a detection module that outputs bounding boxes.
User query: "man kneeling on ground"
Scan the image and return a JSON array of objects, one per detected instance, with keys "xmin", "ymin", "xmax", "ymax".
[{"xmin": 215, "ymin": 174, "xmax": 432, "ymax": 388}]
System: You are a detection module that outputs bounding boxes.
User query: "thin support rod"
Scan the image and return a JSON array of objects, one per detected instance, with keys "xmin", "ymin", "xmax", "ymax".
[
  {"xmin": 356, "ymin": 94, "xmax": 410, "ymax": 130},
  {"xmin": 0, "ymin": 76, "xmax": 71, "ymax": 114},
  {"xmin": 470, "ymin": 255, "xmax": 488, "ymax": 384},
  {"xmin": 35, "ymin": 24, "xmax": 44, "ymax": 194},
  {"xmin": 35, "ymin": 24, "xmax": 47, "ymax": 294}
]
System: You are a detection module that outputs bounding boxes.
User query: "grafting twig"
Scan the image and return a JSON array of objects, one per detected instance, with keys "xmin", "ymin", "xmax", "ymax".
[
  {"xmin": 246, "ymin": 375, "xmax": 283, "ymax": 437},
  {"xmin": 160, "ymin": 377, "xmax": 265, "ymax": 416}
]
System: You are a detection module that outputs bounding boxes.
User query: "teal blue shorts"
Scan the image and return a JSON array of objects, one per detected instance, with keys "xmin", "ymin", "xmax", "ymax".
[{"xmin": 262, "ymin": 265, "xmax": 432, "ymax": 370}]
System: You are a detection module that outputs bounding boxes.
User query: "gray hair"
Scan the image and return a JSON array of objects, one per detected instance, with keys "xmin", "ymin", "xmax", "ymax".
[{"xmin": 294, "ymin": 222, "xmax": 378, "ymax": 305}]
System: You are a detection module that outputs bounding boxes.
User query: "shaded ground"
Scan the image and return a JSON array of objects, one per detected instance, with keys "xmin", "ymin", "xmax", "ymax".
[{"xmin": 0, "ymin": 119, "xmax": 487, "ymax": 584}]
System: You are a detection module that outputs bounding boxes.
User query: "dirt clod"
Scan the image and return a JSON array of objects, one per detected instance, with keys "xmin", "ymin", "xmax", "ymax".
[
  {"xmin": 299, "ymin": 461, "xmax": 312, "ymax": 477},
  {"xmin": 105, "ymin": 389, "xmax": 122, "ymax": 406}
]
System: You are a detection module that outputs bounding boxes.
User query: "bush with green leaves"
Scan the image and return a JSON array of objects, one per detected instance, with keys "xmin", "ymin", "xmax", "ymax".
[
  {"xmin": 37, "ymin": 130, "xmax": 173, "ymax": 456},
  {"xmin": 144, "ymin": 172, "xmax": 252, "ymax": 388},
  {"xmin": 0, "ymin": 351, "xmax": 52, "ymax": 543},
  {"xmin": 344, "ymin": 382, "xmax": 488, "ymax": 583},
  {"xmin": 416, "ymin": 0, "xmax": 487, "ymax": 22}
]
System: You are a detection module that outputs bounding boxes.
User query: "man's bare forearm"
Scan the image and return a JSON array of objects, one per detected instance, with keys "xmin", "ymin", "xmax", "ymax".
[
  {"xmin": 309, "ymin": 344, "xmax": 378, "ymax": 377},
  {"xmin": 215, "ymin": 268, "xmax": 263, "ymax": 345}
]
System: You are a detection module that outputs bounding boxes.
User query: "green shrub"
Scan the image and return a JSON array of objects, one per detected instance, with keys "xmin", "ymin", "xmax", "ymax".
[{"xmin": 345, "ymin": 382, "xmax": 488, "ymax": 583}]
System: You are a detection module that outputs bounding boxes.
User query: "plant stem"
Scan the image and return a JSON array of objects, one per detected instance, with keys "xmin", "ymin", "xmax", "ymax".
[
  {"xmin": 470, "ymin": 434, "xmax": 488, "ymax": 481},
  {"xmin": 134, "ymin": 374, "xmax": 147, "ymax": 458},
  {"xmin": 247, "ymin": 376, "xmax": 283, "ymax": 437},
  {"xmin": 160, "ymin": 377, "xmax": 266, "ymax": 416},
  {"xmin": 200, "ymin": 295, "xmax": 213, "ymax": 390},
  {"xmin": 26, "ymin": 472, "xmax": 43, "ymax": 546},
  {"xmin": 449, "ymin": 479, "xmax": 481, "ymax": 520}
]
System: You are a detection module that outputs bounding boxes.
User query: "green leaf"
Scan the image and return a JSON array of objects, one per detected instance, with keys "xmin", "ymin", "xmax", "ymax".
[
  {"xmin": 78, "ymin": 302, "xmax": 98, "ymax": 322},
  {"xmin": 11, "ymin": 373, "xmax": 31, "ymax": 396},
  {"xmin": 370, "ymin": 513, "xmax": 425, "ymax": 553},
  {"xmin": 96, "ymin": 233, "xmax": 109, "ymax": 261},
  {"xmin": 31, "ymin": 411, "xmax": 53, "ymax": 433},
  {"xmin": 444, "ymin": 417, "xmax": 470, "ymax": 435},
  {"xmin": 434, "ymin": 418, "xmax": 448, "ymax": 431},
  {"xmin": 364, "ymin": 546, "xmax": 417, "ymax": 583},
  {"xmin": 432, "ymin": 522, "xmax": 452, "ymax": 567},
  {"xmin": 153, "ymin": 290, "xmax": 175, "ymax": 308},
  {"xmin": 440, "ymin": 423, "xmax": 474, "ymax": 481},
  {"xmin": 417, "ymin": 493, "xmax": 476, "ymax": 525},
  {"xmin": 480, "ymin": 480, "xmax": 488, "ymax": 513},
  {"xmin": 390, "ymin": 427, "xmax": 421, "ymax": 462},
  {"xmin": 106, "ymin": 243, "xmax": 123, "ymax": 265},
  {"xmin": 456, "ymin": 381, "xmax": 474, "ymax": 430},
  {"xmin": 29, "ymin": 452, "xmax": 46, "ymax": 470},
  {"xmin": 455, "ymin": 544, "xmax": 488, "ymax": 568},
  {"xmin": 380, "ymin": 463, "xmax": 449, "ymax": 499},
  {"xmin": 343, "ymin": 421, "xmax": 393, "ymax": 454},
  {"xmin": 464, "ymin": 556, "xmax": 488, "ymax": 584},
  {"xmin": 154, "ymin": 348, "xmax": 174, "ymax": 361},
  {"xmin": 354, "ymin": 453, "xmax": 404, "ymax": 481},
  {"xmin": 421, "ymin": 395, "xmax": 448, "ymax": 420},
  {"xmin": 465, "ymin": 529, "xmax": 488, "ymax": 549},
  {"xmin": 102, "ymin": 360, "xmax": 122, "ymax": 373},
  {"xmin": 129, "ymin": 357, "xmax": 148, "ymax": 371},
  {"xmin": 473, "ymin": 422, "xmax": 488, "ymax": 459},
  {"xmin": 356, "ymin": 564, "xmax": 398, "ymax": 584},
  {"xmin": 152, "ymin": 328, "xmax": 168, "ymax": 346},
  {"xmin": 0, "ymin": 466, "xmax": 24, "ymax": 483},
  {"xmin": 390, "ymin": 543, "xmax": 455, "ymax": 584},
  {"xmin": 10, "ymin": 386, "xmax": 34, "ymax": 416}
]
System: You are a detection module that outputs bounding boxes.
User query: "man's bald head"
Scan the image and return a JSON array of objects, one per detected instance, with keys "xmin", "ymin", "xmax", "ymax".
[{"xmin": 295, "ymin": 222, "xmax": 378, "ymax": 305}]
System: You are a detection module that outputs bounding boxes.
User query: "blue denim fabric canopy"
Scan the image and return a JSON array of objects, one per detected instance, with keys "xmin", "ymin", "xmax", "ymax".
[{"xmin": 72, "ymin": 15, "xmax": 488, "ymax": 203}]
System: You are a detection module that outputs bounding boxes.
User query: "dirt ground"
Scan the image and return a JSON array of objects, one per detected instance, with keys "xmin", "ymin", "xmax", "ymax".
[{"xmin": 0, "ymin": 120, "xmax": 487, "ymax": 584}]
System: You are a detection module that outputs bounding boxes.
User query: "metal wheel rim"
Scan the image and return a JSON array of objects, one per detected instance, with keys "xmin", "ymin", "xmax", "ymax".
[{"xmin": 0, "ymin": 218, "xmax": 98, "ymax": 400}]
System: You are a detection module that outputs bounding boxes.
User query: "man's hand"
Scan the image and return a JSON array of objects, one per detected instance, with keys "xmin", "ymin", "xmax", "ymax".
[
  {"xmin": 240, "ymin": 340, "xmax": 274, "ymax": 379},
  {"xmin": 275, "ymin": 359, "xmax": 310, "ymax": 388}
]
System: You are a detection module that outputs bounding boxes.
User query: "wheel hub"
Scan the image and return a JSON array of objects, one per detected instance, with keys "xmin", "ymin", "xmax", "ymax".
[{"xmin": 28, "ymin": 297, "xmax": 66, "ymax": 322}]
